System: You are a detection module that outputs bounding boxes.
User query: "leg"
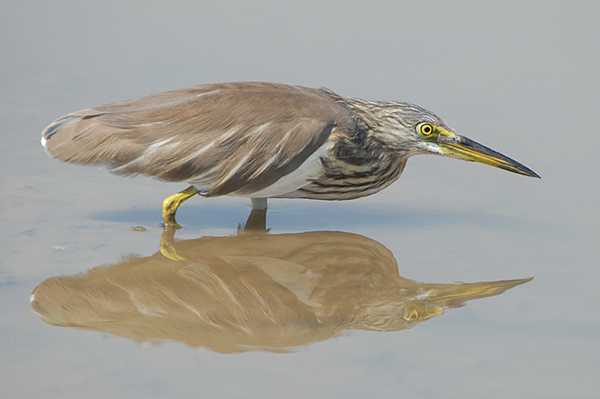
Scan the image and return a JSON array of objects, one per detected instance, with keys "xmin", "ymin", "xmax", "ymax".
[
  {"xmin": 251, "ymin": 197, "xmax": 268, "ymax": 210},
  {"xmin": 162, "ymin": 186, "xmax": 199, "ymax": 227}
]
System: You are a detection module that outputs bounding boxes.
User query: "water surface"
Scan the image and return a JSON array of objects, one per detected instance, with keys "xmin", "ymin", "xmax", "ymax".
[{"xmin": 2, "ymin": 2, "xmax": 599, "ymax": 398}]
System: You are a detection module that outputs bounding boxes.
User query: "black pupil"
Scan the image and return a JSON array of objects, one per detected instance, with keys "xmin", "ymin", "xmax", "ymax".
[{"xmin": 424, "ymin": 126, "xmax": 431, "ymax": 133}]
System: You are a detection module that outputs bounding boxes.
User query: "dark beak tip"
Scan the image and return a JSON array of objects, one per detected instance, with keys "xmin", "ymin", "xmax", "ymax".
[{"xmin": 523, "ymin": 168, "xmax": 541, "ymax": 179}]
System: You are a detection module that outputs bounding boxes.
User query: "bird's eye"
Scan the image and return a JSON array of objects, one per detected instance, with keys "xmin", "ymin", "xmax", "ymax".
[{"xmin": 418, "ymin": 123, "xmax": 434, "ymax": 136}]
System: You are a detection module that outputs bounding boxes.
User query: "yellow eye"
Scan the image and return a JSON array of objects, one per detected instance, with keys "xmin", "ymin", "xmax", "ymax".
[{"xmin": 419, "ymin": 123, "xmax": 434, "ymax": 136}]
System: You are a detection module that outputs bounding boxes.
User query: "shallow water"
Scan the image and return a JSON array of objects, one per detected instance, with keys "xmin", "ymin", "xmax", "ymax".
[{"xmin": 2, "ymin": 2, "xmax": 599, "ymax": 398}]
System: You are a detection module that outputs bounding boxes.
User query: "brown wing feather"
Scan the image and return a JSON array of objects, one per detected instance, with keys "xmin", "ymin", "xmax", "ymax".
[{"xmin": 42, "ymin": 82, "xmax": 355, "ymax": 196}]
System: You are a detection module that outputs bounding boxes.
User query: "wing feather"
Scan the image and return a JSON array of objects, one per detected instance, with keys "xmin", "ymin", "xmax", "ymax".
[{"xmin": 42, "ymin": 82, "xmax": 355, "ymax": 196}]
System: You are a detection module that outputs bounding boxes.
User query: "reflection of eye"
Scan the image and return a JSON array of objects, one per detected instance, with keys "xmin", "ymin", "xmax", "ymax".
[
  {"xmin": 408, "ymin": 308, "xmax": 419, "ymax": 320},
  {"xmin": 404, "ymin": 307, "xmax": 419, "ymax": 321},
  {"xmin": 419, "ymin": 123, "xmax": 434, "ymax": 136}
]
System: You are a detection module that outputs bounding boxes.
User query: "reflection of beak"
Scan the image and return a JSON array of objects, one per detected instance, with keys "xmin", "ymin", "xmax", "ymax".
[
  {"xmin": 427, "ymin": 277, "xmax": 533, "ymax": 307},
  {"xmin": 402, "ymin": 277, "xmax": 533, "ymax": 322},
  {"xmin": 438, "ymin": 135, "xmax": 540, "ymax": 178}
]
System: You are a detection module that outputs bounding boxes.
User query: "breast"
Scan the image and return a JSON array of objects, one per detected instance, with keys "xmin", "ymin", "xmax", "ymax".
[{"xmin": 277, "ymin": 153, "xmax": 408, "ymax": 200}]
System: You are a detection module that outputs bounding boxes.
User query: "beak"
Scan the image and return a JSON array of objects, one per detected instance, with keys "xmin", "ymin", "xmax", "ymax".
[{"xmin": 437, "ymin": 135, "xmax": 540, "ymax": 178}]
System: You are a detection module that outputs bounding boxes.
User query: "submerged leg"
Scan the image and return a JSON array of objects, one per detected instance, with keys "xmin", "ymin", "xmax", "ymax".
[
  {"xmin": 238, "ymin": 198, "xmax": 268, "ymax": 231},
  {"xmin": 162, "ymin": 186, "xmax": 199, "ymax": 227},
  {"xmin": 243, "ymin": 209, "xmax": 267, "ymax": 231}
]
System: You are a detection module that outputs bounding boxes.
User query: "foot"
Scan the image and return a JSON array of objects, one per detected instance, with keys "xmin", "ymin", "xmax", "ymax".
[{"xmin": 162, "ymin": 186, "xmax": 199, "ymax": 227}]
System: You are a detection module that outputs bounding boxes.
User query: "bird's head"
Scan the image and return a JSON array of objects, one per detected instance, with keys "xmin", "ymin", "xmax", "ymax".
[{"xmin": 367, "ymin": 101, "xmax": 540, "ymax": 178}]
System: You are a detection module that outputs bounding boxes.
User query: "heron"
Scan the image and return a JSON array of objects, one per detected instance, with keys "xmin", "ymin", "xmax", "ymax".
[{"xmin": 41, "ymin": 82, "xmax": 539, "ymax": 226}]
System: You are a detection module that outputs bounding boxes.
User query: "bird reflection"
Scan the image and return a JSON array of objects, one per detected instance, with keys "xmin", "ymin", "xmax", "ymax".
[{"xmin": 31, "ymin": 220, "xmax": 531, "ymax": 353}]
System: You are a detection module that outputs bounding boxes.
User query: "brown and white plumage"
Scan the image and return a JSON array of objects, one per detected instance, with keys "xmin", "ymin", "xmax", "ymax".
[
  {"xmin": 42, "ymin": 82, "xmax": 538, "ymax": 224},
  {"xmin": 42, "ymin": 82, "xmax": 359, "ymax": 197}
]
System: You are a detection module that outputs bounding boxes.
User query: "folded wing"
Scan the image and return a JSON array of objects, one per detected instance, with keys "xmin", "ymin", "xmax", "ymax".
[{"xmin": 42, "ymin": 82, "xmax": 354, "ymax": 196}]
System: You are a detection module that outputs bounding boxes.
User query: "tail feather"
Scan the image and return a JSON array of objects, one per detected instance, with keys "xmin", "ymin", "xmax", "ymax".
[{"xmin": 41, "ymin": 109, "xmax": 148, "ymax": 169}]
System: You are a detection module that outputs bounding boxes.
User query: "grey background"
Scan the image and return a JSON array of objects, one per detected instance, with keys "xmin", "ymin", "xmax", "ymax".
[{"xmin": 1, "ymin": 1, "xmax": 599, "ymax": 398}]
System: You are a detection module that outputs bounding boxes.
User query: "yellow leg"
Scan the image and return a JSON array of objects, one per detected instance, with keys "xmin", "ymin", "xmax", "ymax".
[{"xmin": 162, "ymin": 186, "xmax": 199, "ymax": 227}]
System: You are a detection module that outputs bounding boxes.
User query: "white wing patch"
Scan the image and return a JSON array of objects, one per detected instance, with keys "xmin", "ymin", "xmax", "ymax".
[{"xmin": 248, "ymin": 141, "xmax": 332, "ymax": 198}]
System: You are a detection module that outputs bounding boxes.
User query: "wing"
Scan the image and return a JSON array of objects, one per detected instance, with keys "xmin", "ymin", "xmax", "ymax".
[{"xmin": 42, "ymin": 82, "xmax": 355, "ymax": 196}]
